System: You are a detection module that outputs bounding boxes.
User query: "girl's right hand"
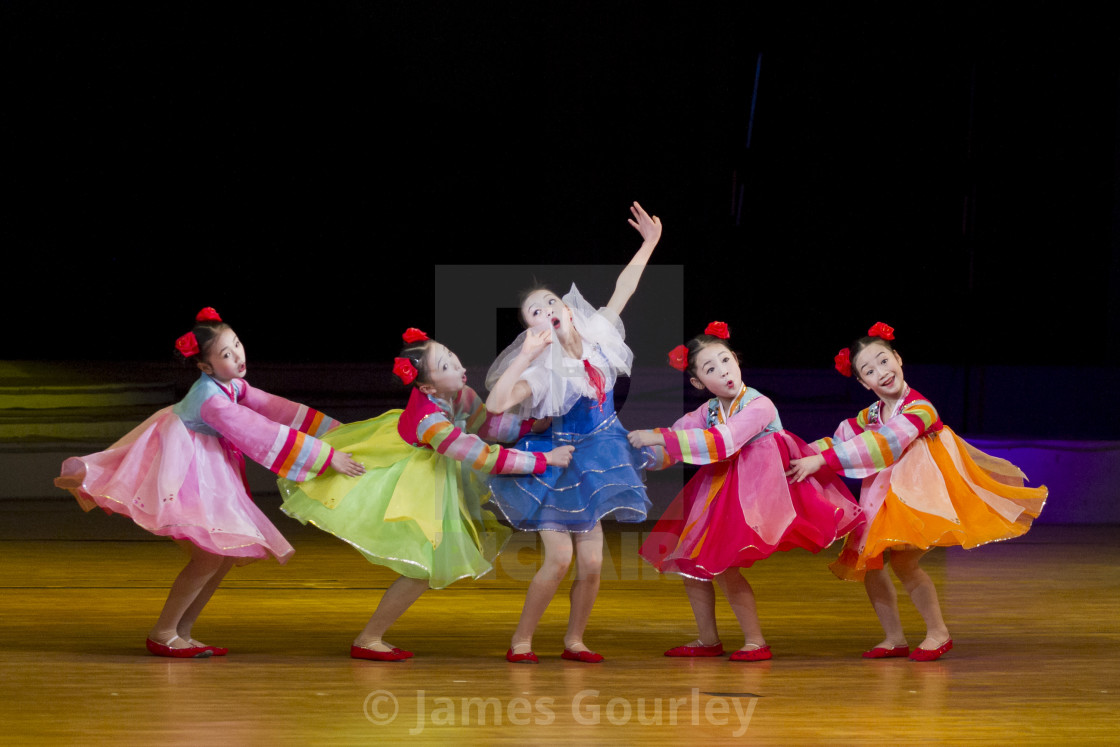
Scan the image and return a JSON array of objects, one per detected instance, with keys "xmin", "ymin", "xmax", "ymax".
[
  {"xmin": 331, "ymin": 451, "xmax": 366, "ymax": 477},
  {"xmin": 627, "ymin": 429, "xmax": 664, "ymax": 448},
  {"xmin": 520, "ymin": 327, "xmax": 552, "ymax": 361},
  {"xmin": 786, "ymin": 455, "xmax": 825, "ymax": 483},
  {"xmin": 544, "ymin": 445, "xmax": 575, "ymax": 467}
]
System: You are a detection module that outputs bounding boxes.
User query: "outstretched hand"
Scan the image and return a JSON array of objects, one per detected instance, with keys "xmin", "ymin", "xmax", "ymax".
[
  {"xmin": 545, "ymin": 445, "xmax": 575, "ymax": 467},
  {"xmin": 331, "ymin": 451, "xmax": 366, "ymax": 477},
  {"xmin": 627, "ymin": 201, "xmax": 662, "ymax": 245},
  {"xmin": 627, "ymin": 429, "xmax": 664, "ymax": 448},
  {"xmin": 785, "ymin": 455, "xmax": 825, "ymax": 483}
]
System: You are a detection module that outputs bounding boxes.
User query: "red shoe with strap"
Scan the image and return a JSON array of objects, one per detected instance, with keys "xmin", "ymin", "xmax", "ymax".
[
  {"xmin": 909, "ymin": 639, "xmax": 953, "ymax": 662},
  {"xmin": 506, "ymin": 647, "xmax": 539, "ymax": 664},
  {"xmin": 146, "ymin": 637, "xmax": 213, "ymax": 659},
  {"xmin": 561, "ymin": 648, "xmax": 604, "ymax": 663},
  {"xmin": 664, "ymin": 640, "xmax": 725, "ymax": 657},
  {"xmin": 862, "ymin": 645, "xmax": 909, "ymax": 659},
  {"xmin": 729, "ymin": 645, "xmax": 772, "ymax": 662},
  {"xmin": 351, "ymin": 644, "xmax": 412, "ymax": 661}
]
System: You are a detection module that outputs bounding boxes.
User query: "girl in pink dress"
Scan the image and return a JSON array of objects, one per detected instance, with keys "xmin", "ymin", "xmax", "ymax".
[
  {"xmin": 55, "ymin": 308, "xmax": 364, "ymax": 658},
  {"xmin": 629, "ymin": 323, "xmax": 861, "ymax": 661}
]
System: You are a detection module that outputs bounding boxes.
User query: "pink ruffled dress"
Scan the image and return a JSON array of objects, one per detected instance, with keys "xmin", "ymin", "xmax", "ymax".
[
  {"xmin": 55, "ymin": 373, "xmax": 340, "ymax": 563},
  {"xmin": 640, "ymin": 385, "xmax": 862, "ymax": 579}
]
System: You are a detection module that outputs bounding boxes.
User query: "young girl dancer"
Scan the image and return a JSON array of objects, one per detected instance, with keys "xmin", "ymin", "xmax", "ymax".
[
  {"xmin": 787, "ymin": 322, "xmax": 1047, "ymax": 661},
  {"xmin": 628, "ymin": 323, "xmax": 861, "ymax": 661},
  {"xmin": 278, "ymin": 329, "xmax": 574, "ymax": 661},
  {"xmin": 55, "ymin": 308, "xmax": 364, "ymax": 658},
  {"xmin": 484, "ymin": 201, "xmax": 662, "ymax": 664}
]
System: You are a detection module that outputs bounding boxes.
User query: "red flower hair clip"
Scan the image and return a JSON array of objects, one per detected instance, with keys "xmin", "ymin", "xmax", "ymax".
[
  {"xmin": 176, "ymin": 332, "xmax": 200, "ymax": 358},
  {"xmin": 196, "ymin": 307, "xmax": 222, "ymax": 323},
  {"xmin": 868, "ymin": 322, "xmax": 894, "ymax": 341},
  {"xmin": 402, "ymin": 328, "xmax": 429, "ymax": 344},
  {"xmin": 834, "ymin": 348, "xmax": 852, "ymax": 377},
  {"xmin": 704, "ymin": 321, "xmax": 730, "ymax": 340},
  {"xmin": 393, "ymin": 357, "xmax": 419, "ymax": 385},
  {"xmin": 667, "ymin": 344, "xmax": 689, "ymax": 372}
]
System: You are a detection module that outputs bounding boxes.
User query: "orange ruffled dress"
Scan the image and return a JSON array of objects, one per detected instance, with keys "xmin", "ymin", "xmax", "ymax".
[{"xmin": 818, "ymin": 387, "xmax": 1047, "ymax": 581}]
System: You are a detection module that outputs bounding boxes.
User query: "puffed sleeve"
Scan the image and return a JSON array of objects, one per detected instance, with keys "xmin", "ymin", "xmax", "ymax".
[
  {"xmin": 654, "ymin": 396, "xmax": 779, "ymax": 466},
  {"xmin": 200, "ymin": 387, "xmax": 337, "ymax": 481},
  {"xmin": 457, "ymin": 386, "xmax": 534, "ymax": 443},
  {"xmin": 819, "ymin": 401, "xmax": 940, "ymax": 478},
  {"xmin": 412, "ymin": 407, "xmax": 548, "ymax": 475}
]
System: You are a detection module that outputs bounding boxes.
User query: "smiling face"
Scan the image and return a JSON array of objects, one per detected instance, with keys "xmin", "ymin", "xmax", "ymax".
[
  {"xmin": 419, "ymin": 342, "xmax": 467, "ymax": 398},
  {"xmin": 689, "ymin": 343, "xmax": 742, "ymax": 401},
  {"xmin": 198, "ymin": 326, "xmax": 246, "ymax": 385},
  {"xmin": 852, "ymin": 341, "xmax": 905, "ymax": 400},
  {"xmin": 521, "ymin": 289, "xmax": 572, "ymax": 337}
]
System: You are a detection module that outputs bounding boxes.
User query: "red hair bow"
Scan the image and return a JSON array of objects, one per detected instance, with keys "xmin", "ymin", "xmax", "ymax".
[
  {"xmin": 667, "ymin": 344, "xmax": 689, "ymax": 372},
  {"xmin": 704, "ymin": 321, "xmax": 730, "ymax": 339},
  {"xmin": 402, "ymin": 328, "xmax": 429, "ymax": 343},
  {"xmin": 868, "ymin": 322, "xmax": 894, "ymax": 341},
  {"xmin": 834, "ymin": 348, "xmax": 852, "ymax": 377},
  {"xmin": 196, "ymin": 307, "xmax": 222, "ymax": 323},
  {"xmin": 393, "ymin": 357, "xmax": 418, "ymax": 385},
  {"xmin": 176, "ymin": 332, "xmax": 200, "ymax": 358}
]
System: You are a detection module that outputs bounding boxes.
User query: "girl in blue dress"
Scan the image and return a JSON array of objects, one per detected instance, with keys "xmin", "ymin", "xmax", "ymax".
[{"xmin": 485, "ymin": 201, "xmax": 661, "ymax": 663}]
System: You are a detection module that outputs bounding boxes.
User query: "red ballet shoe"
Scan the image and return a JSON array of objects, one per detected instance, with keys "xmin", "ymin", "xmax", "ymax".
[
  {"xmin": 862, "ymin": 645, "xmax": 909, "ymax": 659},
  {"xmin": 146, "ymin": 637, "xmax": 213, "ymax": 659},
  {"xmin": 664, "ymin": 641, "xmax": 725, "ymax": 657},
  {"xmin": 506, "ymin": 647, "xmax": 538, "ymax": 664},
  {"xmin": 561, "ymin": 648, "xmax": 604, "ymax": 663},
  {"xmin": 729, "ymin": 645, "xmax": 771, "ymax": 662},
  {"xmin": 351, "ymin": 644, "xmax": 411, "ymax": 661},
  {"xmin": 909, "ymin": 639, "xmax": 953, "ymax": 662}
]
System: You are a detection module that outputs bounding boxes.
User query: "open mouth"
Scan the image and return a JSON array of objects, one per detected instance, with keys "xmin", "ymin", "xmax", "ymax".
[{"xmin": 551, "ymin": 317, "xmax": 561, "ymax": 330}]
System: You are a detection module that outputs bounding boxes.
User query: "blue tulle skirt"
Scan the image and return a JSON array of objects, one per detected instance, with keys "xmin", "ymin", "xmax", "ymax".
[{"xmin": 487, "ymin": 394, "xmax": 652, "ymax": 532}]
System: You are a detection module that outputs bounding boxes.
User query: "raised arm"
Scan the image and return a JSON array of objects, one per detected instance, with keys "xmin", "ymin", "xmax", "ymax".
[
  {"xmin": 605, "ymin": 201, "xmax": 662, "ymax": 317},
  {"xmin": 484, "ymin": 327, "xmax": 551, "ymax": 414}
]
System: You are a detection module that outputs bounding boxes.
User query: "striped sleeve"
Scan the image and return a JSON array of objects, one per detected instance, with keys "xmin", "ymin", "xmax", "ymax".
[
  {"xmin": 458, "ymin": 386, "xmax": 533, "ymax": 442},
  {"xmin": 820, "ymin": 401, "xmax": 939, "ymax": 477},
  {"xmin": 416, "ymin": 412, "xmax": 547, "ymax": 475},
  {"xmin": 200, "ymin": 394, "xmax": 335, "ymax": 481},
  {"xmin": 658, "ymin": 396, "xmax": 778, "ymax": 466},
  {"xmin": 237, "ymin": 380, "xmax": 340, "ymax": 435}
]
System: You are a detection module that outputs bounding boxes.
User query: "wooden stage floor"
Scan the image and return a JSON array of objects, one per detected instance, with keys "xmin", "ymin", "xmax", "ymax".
[{"xmin": 2, "ymin": 499, "xmax": 1118, "ymax": 745}]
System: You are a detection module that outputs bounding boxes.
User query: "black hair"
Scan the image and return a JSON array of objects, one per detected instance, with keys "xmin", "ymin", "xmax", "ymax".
[
  {"xmin": 175, "ymin": 319, "xmax": 232, "ymax": 364},
  {"xmin": 397, "ymin": 340, "xmax": 436, "ymax": 387},
  {"xmin": 682, "ymin": 334, "xmax": 739, "ymax": 379}
]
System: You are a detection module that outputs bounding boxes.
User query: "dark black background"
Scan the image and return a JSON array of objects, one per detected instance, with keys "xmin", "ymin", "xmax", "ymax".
[{"xmin": 4, "ymin": 2, "xmax": 1118, "ymax": 369}]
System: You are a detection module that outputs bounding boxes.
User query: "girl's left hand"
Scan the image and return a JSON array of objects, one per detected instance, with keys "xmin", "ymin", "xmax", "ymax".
[
  {"xmin": 331, "ymin": 451, "xmax": 366, "ymax": 477},
  {"xmin": 627, "ymin": 429, "xmax": 664, "ymax": 448},
  {"xmin": 786, "ymin": 455, "xmax": 825, "ymax": 483},
  {"xmin": 628, "ymin": 201, "xmax": 662, "ymax": 244}
]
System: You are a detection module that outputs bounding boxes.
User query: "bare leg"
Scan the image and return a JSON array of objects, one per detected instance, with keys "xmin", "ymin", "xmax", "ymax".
[
  {"xmin": 564, "ymin": 523, "xmax": 603, "ymax": 652},
  {"xmin": 354, "ymin": 576, "xmax": 430, "ymax": 651},
  {"xmin": 510, "ymin": 531, "xmax": 573, "ymax": 654},
  {"xmin": 715, "ymin": 569, "xmax": 765, "ymax": 650},
  {"xmin": 864, "ymin": 558, "xmax": 907, "ymax": 649},
  {"xmin": 179, "ymin": 556, "xmax": 236, "ymax": 646},
  {"xmin": 890, "ymin": 548, "xmax": 950, "ymax": 649},
  {"xmin": 149, "ymin": 546, "xmax": 230, "ymax": 649},
  {"xmin": 675, "ymin": 577, "xmax": 718, "ymax": 646}
]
